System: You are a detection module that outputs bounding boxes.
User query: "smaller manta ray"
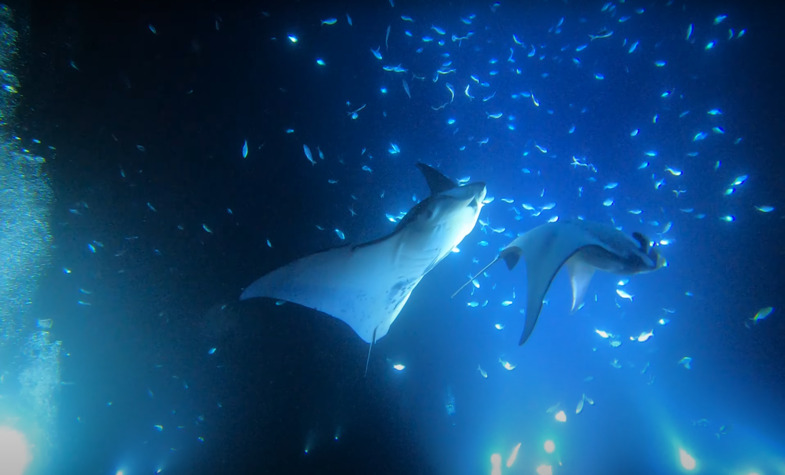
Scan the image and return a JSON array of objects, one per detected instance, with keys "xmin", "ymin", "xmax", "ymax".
[
  {"xmin": 453, "ymin": 220, "xmax": 666, "ymax": 345},
  {"xmin": 241, "ymin": 163, "xmax": 486, "ymax": 373}
]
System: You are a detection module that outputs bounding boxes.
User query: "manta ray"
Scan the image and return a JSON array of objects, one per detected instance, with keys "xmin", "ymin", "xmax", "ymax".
[
  {"xmin": 241, "ymin": 163, "xmax": 486, "ymax": 371},
  {"xmin": 454, "ymin": 220, "xmax": 666, "ymax": 345}
]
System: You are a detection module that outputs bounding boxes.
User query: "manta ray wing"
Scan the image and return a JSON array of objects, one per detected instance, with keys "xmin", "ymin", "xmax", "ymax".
[
  {"xmin": 240, "ymin": 231, "xmax": 423, "ymax": 344},
  {"xmin": 500, "ymin": 222, "xmax": 604, "ymax": 344},
  {"xmin": 565, "ymin": 256, "xmax": 597, "ymax": 312}
]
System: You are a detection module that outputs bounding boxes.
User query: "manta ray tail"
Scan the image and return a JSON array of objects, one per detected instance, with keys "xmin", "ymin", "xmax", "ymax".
[
  {"xmin": 451, "ymin": 256, "xmax": 501, "ymax": 299},
  {"xmin": 364, "ymin": 326, "xmax": 378, "ymax": 378}
]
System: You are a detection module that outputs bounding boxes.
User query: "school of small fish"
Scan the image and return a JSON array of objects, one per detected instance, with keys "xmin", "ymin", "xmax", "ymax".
[{"xmin": 47, "ymin": 3, "xmax": 780, "ymax": 472}]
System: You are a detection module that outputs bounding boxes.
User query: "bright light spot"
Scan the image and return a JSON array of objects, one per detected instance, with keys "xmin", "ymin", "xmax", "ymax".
[
  {"xmin": 595, "ymin": 329, "xmax": 610, "ymax": 338},
  {"xmin": 0, "ymin": 426, "xmax": 32, "ymax": 475},
  {"xmin": 554, "ymin": 410, "xmax": 567, "ymax": 422},
  {"xmin": 505, "ymin": 442, "xmax": 521, "ymax": 468},
  {"xmin": 679, "ymin": 448, "xmax": 696, "ymax": 470},
  {"xmin": 288, "ymin": 35, "xmax": 299, "ymax": 43},
  {"xmin": 490, "ymin": 453, "xmax": 502, "ymax": 475},
  {"xmin": 393, "ymin": 363, "xmax": 405, "ymax": 371},
  {"xmin": 536, "ymin": 464, "xmax": 553, "ymax": 475},
  {"xmin": 116, "ymin": 471, "xmax": 124, "ymax": 475},
  {"xmin": 544, "ymin": 440, "xmax": 555, "ymax": 453}
]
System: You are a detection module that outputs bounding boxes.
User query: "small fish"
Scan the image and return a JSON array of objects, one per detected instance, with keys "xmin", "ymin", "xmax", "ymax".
[
  {"xmin": 731, "ymin": 174, "xmax": 748, "ymax": 186},
  {"xmin": 334, "ymin": 228, "xmax": 345, "ymax": 240},
  {"xmin": 749, "ymin": 306, "xmax": 773, "ymax": 324},
  {"xmin": 678, "ymin": 356, "xmax": 692, "ymax": 370},
  {"xmin": 635, "ymin": 330, "xmax": 653, "ymax": 342},
  {"xmin": 402, "ymin": 78, "xmax": 410, "ymax": 98},
  {"xmin": 321, "ymin": 18, "xmax": 338, "ymax": 26},
  {"xmin": 242, "ymin": 140, "xmax": 248, "ymax": 158},
  {"xmin": 371, "ymin": 47, "xmax": 382, "ymax": 60},
  {"xmin": 393, "ymin": 363, "xmax": 405, "ymax": 371},
  {"xmin": 665, "ymin": 167, "xmax": 682, "ymax": 176},
  {"xmin": 303, "ymin": 144, "xmax": 315, "ymax": 165},
  {"xmin": 477, "ymin": 365, "xmax": 488, "ymax": 379},
  {"xmin": 616, "ymin": 288, "xmax": 633, "ymax": 301},
  {"xmin": 498, "ymin": 358, "xmax": 516, "ymax": 371},
  {"xmin": 754, "ymin": 205, "xmax": 774, "ymax": 213}
]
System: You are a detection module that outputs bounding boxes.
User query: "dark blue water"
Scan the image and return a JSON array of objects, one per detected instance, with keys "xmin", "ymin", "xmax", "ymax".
[{"xmin": 18, "ymin": 1, "xmax": 785, "ymax": 473}]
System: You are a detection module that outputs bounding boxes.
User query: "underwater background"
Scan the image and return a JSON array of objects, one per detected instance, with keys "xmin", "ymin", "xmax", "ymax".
[{"xmin": 1, "ymin": 0, "xmax": 783, "ymax": 473}]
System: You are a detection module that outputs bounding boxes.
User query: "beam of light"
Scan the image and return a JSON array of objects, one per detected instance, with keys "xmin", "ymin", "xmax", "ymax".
[
  {"xmin": 0, "ymin": 426, "xmax": 32, "ymax": 475},
  {"xmin": 505, "ymin": 442, "xmax": 521, "ymax": 468},
  {"xmin": 679, "ymin": 448, "xmax": 696, "ymax": 470}
]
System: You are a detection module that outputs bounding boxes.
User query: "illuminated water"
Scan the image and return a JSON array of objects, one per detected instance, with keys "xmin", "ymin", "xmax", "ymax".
[{"xmin": 2, "ymin": 1, "xmax": 783, "ymax": 474}]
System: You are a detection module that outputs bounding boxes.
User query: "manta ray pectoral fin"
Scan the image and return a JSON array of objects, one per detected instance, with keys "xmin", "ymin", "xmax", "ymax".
[
  {"xmin": 500, "ymin": 246, "xmax": 523, "ymax": 270},
  {"xmin": 565, "ymin": 256, "xmax": 596, "ymax": 312},
  {"xmin": 240, "ymin": 234, "xmax": 418, "ymax": 344},
  {"xmin": 513, "ymin": 223, "xmax": 592, "ymax": 345},
  {"xmin": 416, "ymin": 162, "xmax": 458, "ymax": 194},
  {"xmin": 631, "ymin": 231, "xmax": 650, "ymax": 252}
]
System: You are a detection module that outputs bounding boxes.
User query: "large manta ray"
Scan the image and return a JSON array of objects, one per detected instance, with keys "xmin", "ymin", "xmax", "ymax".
[
  {"xmin": 241, "ymin": 163, "xmax": 486, "ymax": 370},
  {"xmin": 454, "ymin": 220, "xmax": 666, "ymax": 345}
]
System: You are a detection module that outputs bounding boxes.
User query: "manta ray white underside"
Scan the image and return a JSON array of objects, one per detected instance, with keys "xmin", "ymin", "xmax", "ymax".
[{"xmin": 241, "ymin": 163, "xmax": 486, "ymax": 348}]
